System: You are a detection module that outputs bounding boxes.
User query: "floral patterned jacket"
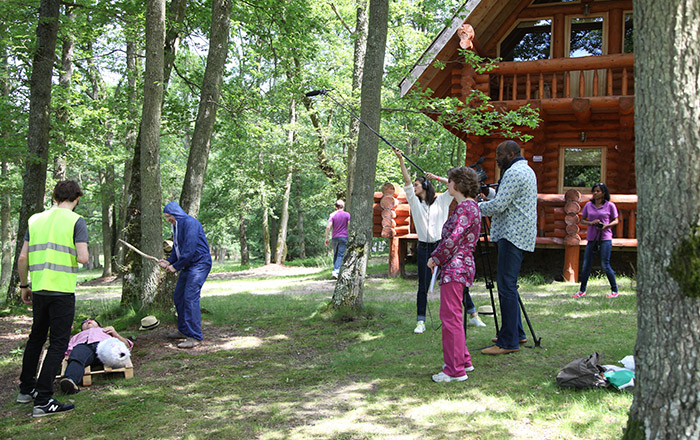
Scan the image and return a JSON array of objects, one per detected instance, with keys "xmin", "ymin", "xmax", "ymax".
[{"xmin": 430, "ymin": 199, "xmax": 480, "ymax": 286}]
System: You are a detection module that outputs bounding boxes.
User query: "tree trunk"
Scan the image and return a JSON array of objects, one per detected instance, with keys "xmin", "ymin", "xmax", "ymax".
[
  {"xmin": 179, "ymin": 0, "xmax": 232, "ymax": 217},
  {"xmin": 261, "ymin": 188, "xmax": 271, "ymax": 265},
  {"xmin": 6, "ymin": 0, "xmax": 60, "ymax": 305},
  {"xmin": 120, "ymin": 0, "xmax": 187, "ymax": 308},
  {"xmin": 345, "ymin": 0, "xmax": 368, "ymax": 211},
  {"xmin": 331, "ymin": 0, "xmax": 388, "ymax": 310},
  {"xmin": 53, "ymin": 4, "xmax": 74, "ymax": 181},
  {"xmin": 275, "ymin": 169, "xmax": 293, "ymax": 264},
  {"xmin": 296, "ymin": 181, "xmax": 305, "ymax": 259},
  {"xmin": 117, "ymin": 40, "xmax": 139, "ymax": 268},
  {"xmin": 239, "ymin": 212, "xmax": 249, "ymax": 265},
  {"xmin": 623, "ymin": 1, "xmax": 700, "ymax": 439},
  {"xmin": 1, "ymin": 55, "xmax": 12, "ymax": 287},
  {"xmin": 139, "ymin": 0, "xmax": 166, "ymax": 305},
  {"xmin": 0, "ymin": 161, "xmax": 11, "ymax": 287},
  {"xmin": 274, "ymin": 96, "xmax": 297, "ymax": 265},
  {"xmin": 100, "ymin": 165, "xmax": 115, "ymax": 277}
]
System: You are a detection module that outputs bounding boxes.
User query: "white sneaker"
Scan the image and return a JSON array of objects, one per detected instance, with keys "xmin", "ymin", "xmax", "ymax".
[
  {"xmin": 413, "ymin": 321, "xmax": 426, "ymax": 334},
  {"xmin": 432, "ymin": 371, "xmax": 468, "ymax": 383},
  {"xmin": 469, "ymin": 315, "xmax": 487, "ymax": 327},
  {"xmin": 443, "ymin": 363, "xmax": 475, "ymax": 372}
]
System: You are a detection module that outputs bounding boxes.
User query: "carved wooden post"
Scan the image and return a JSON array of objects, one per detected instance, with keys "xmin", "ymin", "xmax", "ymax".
[
  {"xmin": 563, "ymin": 189, "xmax": 582, "ymax": 282},
  {"xmin": 378, "ymin": 183, "xmax": 401, "ymax": 277}
]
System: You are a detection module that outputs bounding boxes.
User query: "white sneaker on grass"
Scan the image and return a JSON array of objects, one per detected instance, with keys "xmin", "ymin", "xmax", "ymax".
[
  {"xmin": 413, "ymin": 321, "xmax": 426, "ymax": 334},
  {"xmin": 432, "ymin": 372, "xmax": 468, "ymax": 383},
  {"xmin": 469, "ymin": 315, "xmax": 487, "ymax": 327},
  {"xmin": 442, "ymin": 363, "xmax": 475, "ymax": 372}
]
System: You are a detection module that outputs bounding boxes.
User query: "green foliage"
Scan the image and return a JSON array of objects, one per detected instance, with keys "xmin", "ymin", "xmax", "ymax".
[{"xmin": 667, "ymin": 225, "xmax": 700, "ymax": 298}]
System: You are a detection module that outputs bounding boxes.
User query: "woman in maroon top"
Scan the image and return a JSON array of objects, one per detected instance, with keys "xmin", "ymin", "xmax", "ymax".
[{"xmin": 427, "ymin": 167, "xmax": 481, "ymax": 383}]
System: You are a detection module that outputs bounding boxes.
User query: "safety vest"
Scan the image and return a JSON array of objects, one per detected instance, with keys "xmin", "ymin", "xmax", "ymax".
[{"xmin": 27, "ymin": 207, "xmax": 82, "ymax": 293}]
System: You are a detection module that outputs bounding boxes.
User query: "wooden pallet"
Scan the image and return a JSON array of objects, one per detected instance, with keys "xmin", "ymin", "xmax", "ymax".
[{"xmin": 59, "ymin": 358, "xmax": 134, "ymax": 386}]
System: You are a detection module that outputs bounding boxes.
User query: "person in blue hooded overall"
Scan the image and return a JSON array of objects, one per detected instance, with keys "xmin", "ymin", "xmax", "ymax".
[{"xmin": 159, "ymin": 201, "xmax": 212, "ymax": 349}]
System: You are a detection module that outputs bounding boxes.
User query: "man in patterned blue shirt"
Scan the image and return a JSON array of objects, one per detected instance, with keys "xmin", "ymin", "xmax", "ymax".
[{"xmin": 479, "ymin": 140, "xmax": 537, "ymax": 355}]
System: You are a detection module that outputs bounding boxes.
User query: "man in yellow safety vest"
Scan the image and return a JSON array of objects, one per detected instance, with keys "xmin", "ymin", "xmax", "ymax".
[{"xmin": 16, "ymin": 180, "xmax": 89, "ymax": 417}]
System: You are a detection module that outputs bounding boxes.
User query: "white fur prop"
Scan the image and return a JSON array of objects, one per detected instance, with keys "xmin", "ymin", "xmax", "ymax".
[{"xmin": 96, "ymin": 337, "xmax": 131, "ymax": 368}]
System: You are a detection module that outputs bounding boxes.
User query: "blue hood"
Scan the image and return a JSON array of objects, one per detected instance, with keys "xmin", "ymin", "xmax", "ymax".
[{"xmin": 164, "ymin": 201, "xmax": 188, "ymax": 222}]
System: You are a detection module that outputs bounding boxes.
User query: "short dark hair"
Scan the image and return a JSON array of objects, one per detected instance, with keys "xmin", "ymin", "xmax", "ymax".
[
  {"xmin": 447, "ymin": 167, "xmax": 480, "ymax": 199},
  {"xmin": 592, "ymin": 182, "xmax": 611, "ymax": 201},
  {"xmin": 498, "ymin": 140, "xmax": 521, "ymax": 156},
  {"xmin": 53, "ymin": 180, "xmax": 83, "ymax": 203}
]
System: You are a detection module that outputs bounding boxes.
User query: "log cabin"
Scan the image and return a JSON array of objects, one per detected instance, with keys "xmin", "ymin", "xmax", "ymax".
[{"xmin": 377, "ymin": 0, "xmax": 637, "ymax": 281}]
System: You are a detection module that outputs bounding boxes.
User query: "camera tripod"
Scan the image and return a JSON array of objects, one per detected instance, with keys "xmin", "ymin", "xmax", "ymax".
[{"xmin": 464, "ymin": 215, "xmax": 542, "ymax": 349}]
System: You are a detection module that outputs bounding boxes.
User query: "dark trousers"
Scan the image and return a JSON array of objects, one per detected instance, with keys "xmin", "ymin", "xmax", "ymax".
[
  {"xmin": 174, "ymin": 263, "xmax": 211, "ymax": 340},
  {"xmin": 64, "ymin": 342, "xmax": 100, "ymax": 385},
  {"xmin": 495, "ymin": 240, "xmax": 526, "ymax": 350},
  {"xmin": 416, "ymin": 241, "xmax": 439, "ymax": 321},
  {"xmin": 19, "ymin": 293, "xmax": 75, "ymax": 405}
]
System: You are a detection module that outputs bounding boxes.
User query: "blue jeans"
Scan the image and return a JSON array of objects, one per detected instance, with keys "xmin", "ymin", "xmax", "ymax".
[
  {"xmin": 579, "ymin": 240, "xmax": 618, "ymax": 292},
  {"xmin": 416, "ymin": 241, "xmax": 439, "ymax": 321},
  {"xmin": 463, "ymin": 287, "xmax": 476, "ymax": 315},
  {"xmin": 331, "ymin": 237, "xmax": 347, "ymax": 273},
  {"xmin": 65, "ymin": 342, "xmax": 100, "ymax": 385},
  {"xmin": 495, "ymin": 240, "xmax": 526, "ymax": 350},
  {"xmin": 173, "ymin": 263, "xmax": 211, "ymax": 340},
  {"xmin": 19, "ymin": 293, "xmax": 75, "ymax": 405}
]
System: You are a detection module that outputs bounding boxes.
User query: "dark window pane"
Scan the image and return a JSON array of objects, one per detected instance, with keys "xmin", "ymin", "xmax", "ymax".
[{"xmin": 500, "ymin": 20, "xmax": 552, "ymax": 62}]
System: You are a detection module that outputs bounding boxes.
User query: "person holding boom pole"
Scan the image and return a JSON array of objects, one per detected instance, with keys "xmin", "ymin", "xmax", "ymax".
[{"xmin": 394, "ymin": 148, "xmax": 449, "ymax": 334}]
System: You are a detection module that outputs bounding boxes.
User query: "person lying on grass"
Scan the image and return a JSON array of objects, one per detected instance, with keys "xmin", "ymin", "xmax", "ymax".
[{"xmin": 59, "ymin": 318, "xmax": 133, "ymax": 394}]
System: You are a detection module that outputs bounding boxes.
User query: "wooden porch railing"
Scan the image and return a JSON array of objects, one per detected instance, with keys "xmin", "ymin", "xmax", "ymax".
[
  {"xmin": 537, "ymin": 191, "xmax": 637, "ymax": 282},
  {"xmin": 474, "ymin": 53, "xmax": 634, "ymax": 102}
]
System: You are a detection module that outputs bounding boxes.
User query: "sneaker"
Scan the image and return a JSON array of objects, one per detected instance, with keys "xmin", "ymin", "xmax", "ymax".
[
  {"xmin": 469, "ymin": 315, "xmax": 487, "ymax": 327},
  {"xmin": 443, "ymin": 363, "xmax": 475, "ymax": 372},
  {"xmin": 60, "ymin": 378, "xmax": 80, "ymax": 395},
  {"xmin": 573, "ymin": 291, "xmax": 586, "ymax": 298},
  {"xmin": 432, "ymin": 371, "xmax": 468, "ymax": 383},
  {"xmin": 606, "ymin": 292, "xmax": 620, "ymax": 298},
  {"xmin": 413, "ymin": 321, "xmax": 426, "ymax": 334},
  {"xmin": 332, "ymin": 271, "xmax": 339, "ymax": 279},
  {"xmin": 16, "ymin": 389, "xmax": 37, "ymax": 404},
  {"xmin": 32, "ymin": 398, "xmax": 74, "ymax": 417},
  {"xmin": 177, "ymin": 337, "xmax": 201, "ymax": 349}
]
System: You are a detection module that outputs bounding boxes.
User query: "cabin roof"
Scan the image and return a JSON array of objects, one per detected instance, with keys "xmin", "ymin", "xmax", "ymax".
[{"xmin": 399, "ymin": 0, "xmax": 528, "ymax": 98}]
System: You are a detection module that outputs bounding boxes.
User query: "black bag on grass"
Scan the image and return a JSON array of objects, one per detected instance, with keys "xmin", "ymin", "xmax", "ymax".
[{"xmin": 556, "ymin": 352, "xmax": 607, "ymax": 389}]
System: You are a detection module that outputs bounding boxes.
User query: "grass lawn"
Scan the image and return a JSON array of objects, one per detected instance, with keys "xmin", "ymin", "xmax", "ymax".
[{"xmin": 1, "ymin": 260, "xmax": 636, "ymax": 439}]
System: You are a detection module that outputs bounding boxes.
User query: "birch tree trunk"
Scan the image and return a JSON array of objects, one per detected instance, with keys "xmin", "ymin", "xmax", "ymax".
[
  {"xmin": 139, "ymin": 0, "xmax": 166, "ymax": 304},
  {"xmin": 331, "ymin": 0, "xmax": 388, "ymax": 309},
  {"xmin": 179, "ymin": 0, "xmax": 232, "ymax": 217},
  {"xmin": 623, "ymin": 1, "xmax": 700, "ymax": 438},
  {"xmin": 6, "ymin": 0, "xmax": 60, "ymax": 305}
]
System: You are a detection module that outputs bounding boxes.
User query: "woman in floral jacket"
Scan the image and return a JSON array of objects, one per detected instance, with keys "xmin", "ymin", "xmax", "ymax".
[{"xmin": 427, "ymin": 166, "xmax": 481, "ymax": 383}]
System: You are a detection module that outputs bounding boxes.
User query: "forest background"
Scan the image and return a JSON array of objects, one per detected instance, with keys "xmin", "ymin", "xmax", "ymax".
[{"xmin": 0, "ymin": 0, "xmax": 483, "ymax": 305}]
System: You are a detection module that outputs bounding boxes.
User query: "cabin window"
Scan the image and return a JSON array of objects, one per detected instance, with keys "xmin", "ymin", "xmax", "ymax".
[
  {"xmin": 569, "ymin": 16, "xmax": 605, "ymax": 57},
  {"xmin": 558, "ymin": 146, "xmax": 607, "ymax": 192},
  {"xmin": 623, "ymin": 13, "xmax": 633, "ymax": 53},
  {"xmin": 500, "ymin": 19, "xmax": 552, "ymax": 61}
]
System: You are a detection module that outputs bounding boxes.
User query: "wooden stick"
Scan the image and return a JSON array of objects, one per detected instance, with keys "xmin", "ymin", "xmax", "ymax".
[{"xmin": 118, "ymin": 239, "xmax": 160, "ymax": 262}]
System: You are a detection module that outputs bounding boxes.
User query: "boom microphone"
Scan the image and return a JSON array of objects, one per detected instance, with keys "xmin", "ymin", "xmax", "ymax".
[{"xmin": 305, "ymin": 88, "xmax": 333, "ymax": 97}]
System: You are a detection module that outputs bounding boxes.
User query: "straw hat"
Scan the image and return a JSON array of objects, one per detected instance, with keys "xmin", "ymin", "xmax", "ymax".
[{"xmin": 139, "ymin": 315, "xmax": 160, "ymax": 331}]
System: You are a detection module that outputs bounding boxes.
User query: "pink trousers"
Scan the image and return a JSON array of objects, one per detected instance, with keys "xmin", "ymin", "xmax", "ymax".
[{"xmin": 440, "ymin": 281, "xmax": 472, "ymax": 377}]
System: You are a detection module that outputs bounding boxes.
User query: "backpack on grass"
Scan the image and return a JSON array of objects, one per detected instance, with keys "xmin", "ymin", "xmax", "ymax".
[{"xmin": 556, "ymin": 352, "xmax": 607, "ymax": 389}]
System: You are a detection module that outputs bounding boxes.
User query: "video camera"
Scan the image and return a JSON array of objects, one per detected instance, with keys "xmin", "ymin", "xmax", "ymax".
[{"xmin": 469, "ymin": 157, "xmax": 497, "ymax": 201}]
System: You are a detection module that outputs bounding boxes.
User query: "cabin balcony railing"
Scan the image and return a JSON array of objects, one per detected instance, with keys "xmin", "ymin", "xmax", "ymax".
[{"xmin": 482, "ymin": 53, "xmax": 634, "ymax": 102}]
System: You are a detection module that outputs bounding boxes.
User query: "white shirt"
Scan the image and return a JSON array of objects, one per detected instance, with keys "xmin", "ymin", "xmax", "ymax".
[{"xmin": 404, "ymin": 184, "xmax": 454, "ymax": 243}]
